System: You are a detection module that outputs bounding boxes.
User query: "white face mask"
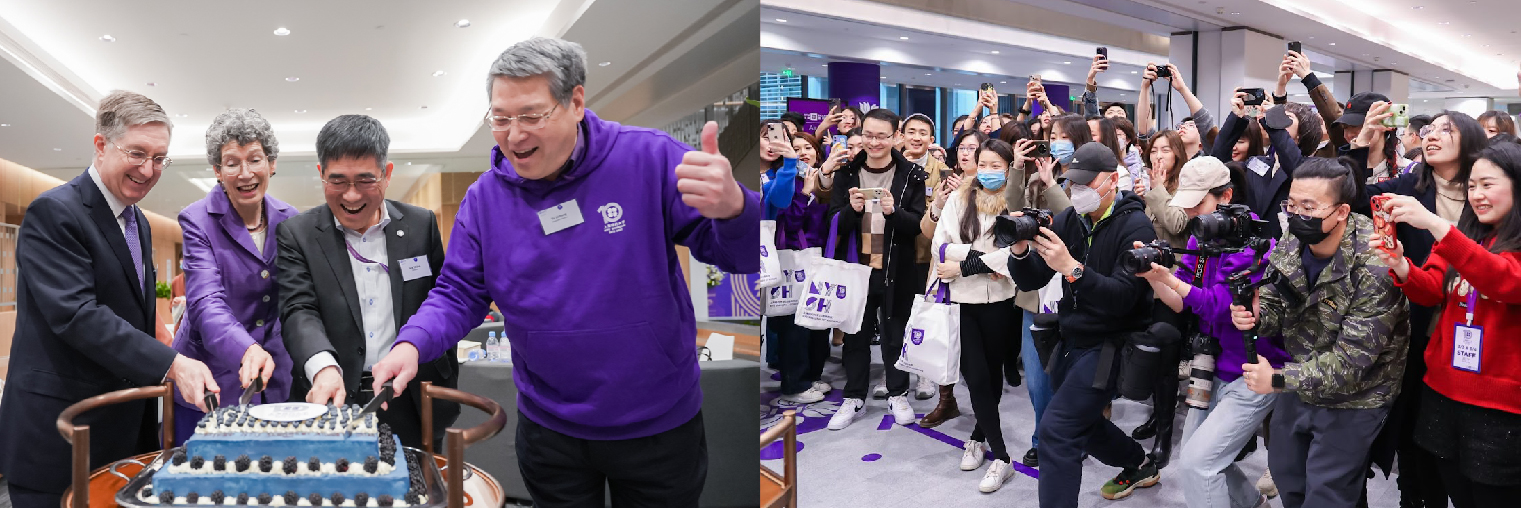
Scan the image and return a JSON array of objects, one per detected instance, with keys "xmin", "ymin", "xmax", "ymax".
[{"xmin": 1071, "ymin": 175, "xmax": 1113, "ymax": 214}]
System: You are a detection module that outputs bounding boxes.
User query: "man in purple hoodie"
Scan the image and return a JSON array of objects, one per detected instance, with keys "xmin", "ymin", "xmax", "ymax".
[{"xmin": 369, "ymin": 37, "xmax": 759, "ymax": 506}]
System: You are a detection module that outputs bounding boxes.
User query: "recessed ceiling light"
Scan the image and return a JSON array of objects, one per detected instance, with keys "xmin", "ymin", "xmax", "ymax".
[
  {"xmin": 925, "ymin": 73, "xmax": 931, "ymax": 76},
  {"xmin": 146, "ymin": 82, "xmax": 156, "ymax": 86},
  {"xmin": 53, "ymin": 148, "xmax": 61, "ymax": 151},
  {"xmin": 432, "ymin": 70, "xmax": 446, "ymax": 77},
  {"xmin": 1423, "ymin": 99, "xmax": 1429, "ymax": 102},
  {"xmin": 991, "ymin": 50, "xmax": 1000, "ymax": 54},
  {"xmin": 294, "ymin": 109, "xmax": 306, "ymax": 113},
  {"xmin": 1000, "ymin": 81, "xmax": 1007, "ymax": 84},
  {"xmin": 1485, "ymin": 44, "xmax": 1492, "ymax": 47},
  {"xmin": 1463, "ymin": 34, "xmax": 1471, "ymax": 37},
  {"xmin": 598, "ymin": 61, "xmax": 611, "ymax": 67},
  {"xmin": 1438, "ymin": 21, "xmax": 1450, "ymax": 25},
  {"xmin": 1413, "ymin": 5, "xmax": 1423, "ymax": 8},
  {"xmin": 176, "ymin": 114, "xmax": 188, "ymax": 118},
  {"xmin": 285, "ymin": 76, "xmax": 299, "ymax": 82},
  {"xmin": 273, "ymin": 27, "xmax": 290, "ymax": 36},
  {"xmin": 455, "ymin": 19, "xmax": 471, "ymax": 28},
  {"xmin": 99, "ymin": 35, "xmax": 115, "ymax": 42},
  {"xmin": 900, "ymin": 36, "xmax": 909, "ymax": 40},
  {"xmin": 1131, "ymin": 70, "xmax": 1138, "ymax": 74},
  {"xmin": 1308, "ymin": 36, "xmax": 1315, "ymax": 39},
  {"xmin": 365, "ymin": 107, "xmax": 373, "ymax": 111},
  {"xmin": 1063, "ymin": 61, "xmax": 1072, "ymax": 65},
  {"xmin": 420, "ymin": 105, "xmax": 428, "ymax": 109},
  {"xmin": 775, "ymin": 18, "xmax": 787, "ymax": 23},
  {"xmin": 406, "ymin": 162, "xmax": 412, "ymax": 165},
  {"xmin": 1230, "ymin": 12, "xmax": 1240, "ymax": 15},
  {"xmin": 1328, "ymin": 42, "xmax": 1336, "ymax": 46}
]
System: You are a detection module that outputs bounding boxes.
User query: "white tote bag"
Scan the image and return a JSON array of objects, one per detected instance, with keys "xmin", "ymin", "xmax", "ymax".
[
  {"xmin": 763, "ymin": 249, "xmax": 810, "ymax": 316},
  {"xmin": 795, "ymin": 216, "xmax": 871, "ymax": 333},
  {"xmin": 756, "ymin": 220, "xmax": 784, "ymax": 289},
  {"xmin": 895, "ymin": 246, "xmax": 962, "ymax": 385}
]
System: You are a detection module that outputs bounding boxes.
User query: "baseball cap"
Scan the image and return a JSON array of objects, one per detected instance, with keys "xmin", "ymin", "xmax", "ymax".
[
  {"xmin": 1168, "ymin": 156, "xmax": 1233, "ymax": 208},
  {"xmin": 1335, "ymin": 92, "xmax": 1391, "ymax": 126},
  {"xmin": 1058, "ymin": 143, "xmax": 1119, "ymax": 186}
]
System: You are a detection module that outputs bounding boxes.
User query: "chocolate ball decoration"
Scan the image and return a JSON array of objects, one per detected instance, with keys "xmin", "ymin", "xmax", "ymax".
[
  {"xmin": 258, "ymin": 455, "xmax": 273, "ymax": 473},
  {"xmin": 376, "ymin": 495, "xmax": 394, "ymax": 507},
  {"xmin": 236, "ymin": 454, "xmax": 251, "ymax": 472},
  {"xmin": 308, "ymin": 493, "xmax": 324, "ymax": 506},
  {"xmin": 283, "ymin": 491, "xmax": 298, "ymax": 506}
]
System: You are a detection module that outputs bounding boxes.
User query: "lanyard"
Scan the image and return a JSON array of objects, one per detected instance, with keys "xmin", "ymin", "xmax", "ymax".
[
  {"xmin": 345, "ymin": 240, "xmax": 389, "ymax": 273},
  {"xmin": 1465, "ymin": 286, "xmax": 1478, "ymax": 326},
  {"xmin": 1193, "ymin": 253, "xmax": 1207, "ymax": 289}
]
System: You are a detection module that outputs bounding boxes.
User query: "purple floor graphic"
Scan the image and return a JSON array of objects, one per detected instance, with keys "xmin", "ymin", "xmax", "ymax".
[{"xmin": 761, "ymin": 388, "xmax": 1038, "ymax": 479}]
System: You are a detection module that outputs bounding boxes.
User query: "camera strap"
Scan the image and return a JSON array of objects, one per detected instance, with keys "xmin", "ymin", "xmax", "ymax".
[{"xmin": 1193, "ymin": 254, "xmax": 1207, "ymax": 289}]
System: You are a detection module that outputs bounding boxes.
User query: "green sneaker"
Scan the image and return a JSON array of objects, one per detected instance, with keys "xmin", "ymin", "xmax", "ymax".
[{"xmin": 1100, "ymin": 460, "xmax": 1160, "ymax": 500}]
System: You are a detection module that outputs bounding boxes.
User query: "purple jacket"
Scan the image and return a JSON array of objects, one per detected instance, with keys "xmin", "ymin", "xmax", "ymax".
[
  {"xmin": 172, "ymin": 185, "xmax": 298, "ymax": 408},
  {"xmin": 766, "ymin": 164, "xmax": 827, "ymax": 250},
  {"xmin": 397, "ymin": 110, "xmax": 761, "ymax": 440},
  {"xmin": 1174, "ymin": 231, "xmax": 1292, "ymax": 383}
]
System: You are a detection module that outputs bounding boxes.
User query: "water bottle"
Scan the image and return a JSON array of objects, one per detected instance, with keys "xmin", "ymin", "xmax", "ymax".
[
  {"xmin": 485, "ymin": 332, "xmax": 499, "ymax": 362},
  {"xmin": 500, "ymin": 334, "xmax": 512, "ymax": 364}
]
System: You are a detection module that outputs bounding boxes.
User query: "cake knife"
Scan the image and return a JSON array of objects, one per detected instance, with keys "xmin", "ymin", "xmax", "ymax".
[
  {"xmin": 239, "ymin": 377, "xmax": 265, "ymax": 407},
  {"xmin": 345, "ymin": 380, "xmax": 393, "ymax": 437}
]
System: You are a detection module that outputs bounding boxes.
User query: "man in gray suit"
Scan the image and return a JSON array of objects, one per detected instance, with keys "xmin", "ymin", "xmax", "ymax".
[
  {"xmin": 276, "ymin": 115, "xmax": 459, "ymax": 450},
  {"xmin": 0, "ymin": 90, "xmax": 218, "ymax": 508}
]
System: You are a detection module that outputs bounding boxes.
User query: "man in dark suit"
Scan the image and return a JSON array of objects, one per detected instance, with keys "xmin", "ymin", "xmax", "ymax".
[
  {"xmin": 0, "ymin": 90, "xmax": 218, "ymax": 508},
  {"xmin": 277, "ymin": 114, "xmax": 458, "ymax": 449}
]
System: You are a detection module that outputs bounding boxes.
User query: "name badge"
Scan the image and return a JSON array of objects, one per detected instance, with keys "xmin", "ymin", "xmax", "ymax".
[
  {"xmin": 1248, "ymin": 158, "xmax": 1271, "ymax": 176},
  {"xmin": 398, "ymin": 256, "xmax": 432, "ymax": 282},
  {"xmin": 538, "ymin": 200, "xmax": 584, "ymax": 235},
  {"xmin": 1452, "ymin": 324, "xmax": 1482, "ymax": 373}
]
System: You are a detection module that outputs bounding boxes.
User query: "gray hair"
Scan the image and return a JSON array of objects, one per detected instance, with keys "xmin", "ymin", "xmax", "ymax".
[
  {"xmin": 315, "ymin": 115, "xmax": 389, "ymax": 170},
  {"xmin": 96, "ymin": 90, "xmax": 172, "ymax": 142},
  {"xmin": 486, "ymin": 37, "xmax": 586, "ymax": 105},
  {"xmin": 205, "ymin": 109, "xmax": 279, "ymax": 166}
]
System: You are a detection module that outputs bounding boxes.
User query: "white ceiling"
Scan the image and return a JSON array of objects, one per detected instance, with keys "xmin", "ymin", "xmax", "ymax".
[{"xmin": 0, "ymin": 0, "xmax": 757, "ymax": 218}]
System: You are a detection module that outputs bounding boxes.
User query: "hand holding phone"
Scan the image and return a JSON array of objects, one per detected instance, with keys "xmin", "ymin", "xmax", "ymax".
[{"xmin": 1382, "ymin": 104, "xmax": 1410, "ymax": 128}]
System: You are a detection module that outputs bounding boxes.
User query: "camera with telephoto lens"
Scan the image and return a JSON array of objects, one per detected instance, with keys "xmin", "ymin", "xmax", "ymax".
[
  {"xmin": 1185, "ymin": 332, "xmax": 1223, "ymax": 410},
  {"xmin": 993, "ymin": 208, "xmax": 1054, "ymax": 248},
  {"xmin": 1119, "ymin": 240, "xmax": 1178, "ymax": 275},
  {"xmin": 1189, "ymin": 204, "xmax": 1269, "ymax": 250}
]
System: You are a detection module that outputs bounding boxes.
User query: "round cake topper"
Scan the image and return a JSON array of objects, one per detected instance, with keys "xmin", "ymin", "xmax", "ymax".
[{"xmin": 248, "ymin": 402, "xmax": 328, "ymax": 422}]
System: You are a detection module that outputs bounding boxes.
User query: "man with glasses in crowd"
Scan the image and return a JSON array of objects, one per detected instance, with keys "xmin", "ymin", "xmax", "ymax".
[
  {"xmin": 1231, "ymin": 159, "xmax": 1409, "ymax": 508},
  {"xmin": 0, "ymin": 90, "xmax": 219, "ymax": 508},
  {"xmin": 369, "ymin": 37, "xmax": 758, "ymax": 506},
  {"xmin": 276, "ymin": 114, "xmax": 460, "ymax": 450}
]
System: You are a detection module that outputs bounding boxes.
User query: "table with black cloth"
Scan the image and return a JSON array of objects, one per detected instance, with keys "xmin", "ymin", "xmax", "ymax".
[{"xmin": 454, "ymin": 358, "xmax": 759, "ymax": 508}]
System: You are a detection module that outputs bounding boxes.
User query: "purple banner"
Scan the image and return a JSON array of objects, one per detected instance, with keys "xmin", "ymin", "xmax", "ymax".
[
  {"xmin": 707, "ymin": 270, "xmax": 760, "ymax": 319},
  {"xmin": 1031, "ymin": 83, "xmax": 1072, "ymax": 117},
  {"xmin": 828, "ymin": 61, "xmax": 881, "ymax": 126},
  {"xmin": 787, "ymin": 97, "xmax": 833, "ymax": 138}
]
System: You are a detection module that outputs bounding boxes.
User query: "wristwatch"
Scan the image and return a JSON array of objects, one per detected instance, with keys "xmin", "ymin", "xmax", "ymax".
[
  {"xmin": 1064, "ymin": 265, "xmax": 1084, "ymax": 283},
  {"xmin": 1271, "ymin": 373, "xmax": 1286, "ymax": 390}
]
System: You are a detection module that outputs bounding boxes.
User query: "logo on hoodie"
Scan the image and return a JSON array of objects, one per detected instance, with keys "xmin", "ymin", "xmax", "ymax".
[{"xmin": 598, "ymin": 202, "xmax": 626, "ymax": 234}]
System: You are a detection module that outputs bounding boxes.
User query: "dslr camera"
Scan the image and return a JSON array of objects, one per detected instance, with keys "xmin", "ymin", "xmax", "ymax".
[
  {"xmin": 1188, "ymin": 204, "xmax": 1270, "ymax": 251},
  {"xmin": 993, "ymin": 208, "xmax": 1055, "ymax": 248},
  {"xmin": 1119, "ymin": 240, "xmax": 1178, "ymax": 275}
]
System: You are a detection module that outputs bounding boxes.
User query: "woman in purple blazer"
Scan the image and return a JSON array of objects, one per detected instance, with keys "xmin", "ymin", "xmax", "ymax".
[{"xmin": 171, "ymin": 109, "xmax": 298, "ymax": 444}]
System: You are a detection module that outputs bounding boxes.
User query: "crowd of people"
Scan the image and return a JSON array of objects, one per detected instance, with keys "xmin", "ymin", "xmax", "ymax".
[
  {"xmin": 0, "ymin": 37, "xmax": 756, "ymax": 508},
  {"xmin": 762, "ymin": 48, "xmax": 1521, "ymax": 508}
]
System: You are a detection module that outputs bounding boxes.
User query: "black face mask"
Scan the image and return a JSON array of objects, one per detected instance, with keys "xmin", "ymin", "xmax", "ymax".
[{"xmin": 1287, "ymin": 213, "xmax": 1334, "ymax": 245}]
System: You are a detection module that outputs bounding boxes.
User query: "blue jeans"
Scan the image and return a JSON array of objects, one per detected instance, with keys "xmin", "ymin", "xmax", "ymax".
[
  {"xmin": 1021, "ymin": 309, "xmax": 1054, "ymax": 448},
  {"xmin": 1177, "ymin": 376, "xmax": 1278, "ymax": 508}
]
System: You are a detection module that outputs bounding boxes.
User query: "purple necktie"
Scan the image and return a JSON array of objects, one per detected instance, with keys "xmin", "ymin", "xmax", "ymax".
[{"xmin": 122, "ymin": 206, "xmax": 144, "ymax": 290}]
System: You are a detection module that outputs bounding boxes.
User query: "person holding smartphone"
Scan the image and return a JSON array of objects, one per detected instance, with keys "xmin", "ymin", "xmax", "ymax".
[
  {"xmin": 815, "ymin": 104, "xmax": 863, "ymax": 141},
  {"xmin": 1137, "ymin": 62, "xmax": 1217, "ymax": 158},
  {"xmin": 825, "ymin": 109, "xmax": 929, "ymax": 431},
  {"xmin": 1376, "ymin": 143, "xmax": 1521, "ymax": 508},
  {"xmin": 1273, "ymin": 49, "xmax": 1339, "ymax": 158}
]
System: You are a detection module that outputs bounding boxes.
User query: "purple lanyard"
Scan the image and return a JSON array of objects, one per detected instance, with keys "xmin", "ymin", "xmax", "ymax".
[
  {"xmin": 345, "ymin": 240, "xmax": 389, "ymax": 273},
  {"xmin": 1464, "ymin": 286, "xmax": 1478, "ymax": 326}
]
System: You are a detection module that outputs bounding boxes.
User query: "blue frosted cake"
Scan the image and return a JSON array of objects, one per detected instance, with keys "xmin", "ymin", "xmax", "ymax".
[{"xmin": 140, "ymin": 403, "xmax": 427, "ymax": 506}]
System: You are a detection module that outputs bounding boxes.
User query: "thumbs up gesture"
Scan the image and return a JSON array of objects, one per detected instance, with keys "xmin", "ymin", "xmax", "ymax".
[{"xmin": 677, "ymin": 121, "xmax": 745, "ymax": 219}]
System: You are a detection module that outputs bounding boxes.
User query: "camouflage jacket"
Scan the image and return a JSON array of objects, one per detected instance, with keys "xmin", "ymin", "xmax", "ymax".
[{"xmin": 1257, "ymin": 213, "xmax": 1409, "ymax": 409}]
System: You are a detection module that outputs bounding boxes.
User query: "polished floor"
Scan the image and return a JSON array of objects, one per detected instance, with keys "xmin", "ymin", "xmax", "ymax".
[{"xmin": 760, "ymin": 343, "xmax": 1414, "ymax": 508}]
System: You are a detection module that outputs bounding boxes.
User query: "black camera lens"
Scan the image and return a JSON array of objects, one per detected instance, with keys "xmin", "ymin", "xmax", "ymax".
[
  {"xmin": 993, "ymin": 208, "xmax": 1053, "ymax": 248},
  {"xmin": 1120, "ymin": 241, "xmax": 1176, "ymax": 274},
  {"xmin": 1189, "ymin": 213, "xmax": 1234, "ymax": 243}
]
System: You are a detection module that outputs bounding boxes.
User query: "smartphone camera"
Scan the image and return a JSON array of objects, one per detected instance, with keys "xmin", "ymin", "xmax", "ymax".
[
  {"xmin": 1287, "ymin": 41, "xmax": 1302, "ymax": 55},
  {"xmin": 1240, "ymin": 87, "xmax": 1266, "ymax": 116},
  {"xmin": 1383, "ymin": 104, "xmax": 1410, "ymax": 128}
]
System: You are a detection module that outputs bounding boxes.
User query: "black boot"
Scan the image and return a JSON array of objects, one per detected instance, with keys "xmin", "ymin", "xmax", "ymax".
[
  {"xmin": 1130, "ymin": 412, "xmax": 1159, "ymax": 440},
  {"xmin": 1149, "ymin": 351, "xmax": 1181, "ymax": 469}
]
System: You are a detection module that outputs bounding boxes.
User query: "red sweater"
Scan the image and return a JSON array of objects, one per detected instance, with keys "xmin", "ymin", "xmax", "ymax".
[{"xmin": 1393, "ymin": 225, "xmax": 1521, "ymax": 415}]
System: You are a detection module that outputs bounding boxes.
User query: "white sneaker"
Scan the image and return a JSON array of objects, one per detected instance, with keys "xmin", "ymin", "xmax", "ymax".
[
  {"xmin": 812, "ymin": 381, "xmax": 832, "ymax": 394},
  {"xmin": 915, "ymin": 376, "xmax": 936, "ymax": 400},
  {"xmin": 828, "ymin": 398, "xmax": 865, "ymax": 430},
  {"xmin": 887, "ymin": 395, "xmax": 915, "ymax": 426},
  {"xmin": 780, "ymin": 388, "xmax": 824, "ymax": 404},
  {"xmin": 872, "ymin": 383, "xmax": 889, "ymax": 399},
  {"xmin": 961, "ymin": 440, "xmax": 988, "ymax": 471},
  {"xmin": 979, "ymin": 459, "xmax": 1015, "ymax": 493}
]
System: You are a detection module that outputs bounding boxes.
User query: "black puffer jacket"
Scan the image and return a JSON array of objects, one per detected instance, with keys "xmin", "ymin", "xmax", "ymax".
[
  {"xmin": 1011, "ymin": 191, "xmax": 1156, "ymax": 349},
  {"xmin": 827, "ymin": 148, "xmax": 929, "ymax": 321}
]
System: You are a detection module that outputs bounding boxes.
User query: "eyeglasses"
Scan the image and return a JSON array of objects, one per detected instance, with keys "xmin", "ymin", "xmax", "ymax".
[
  {"xmin": 323, "ymin": 176, "xmax": 381, "ymax": 192},
  {"xmin": 862, "ymin": 133, "xmax": 894, "ymax": 143},
  {"xmin": 957, "ymin": 145, "xmax": 979, "ymax": 153},
  {"xmin": 112, "ymin": 143, "xmax": 172, "ymax": 169},
  {"xmin": 1419, "ymin": 124, "xmax": 1455, "ymax": 138},
  {"xmin": 218, "ymin": 158, "xmax": 270, "ymax": 174},
  {"xmin": 485, "ymin": 104, "xmax": 560, "ymax": 132},
  {"xmin": 1280, "ymin": 199, "xmax": 1334, "ymax": 219}
]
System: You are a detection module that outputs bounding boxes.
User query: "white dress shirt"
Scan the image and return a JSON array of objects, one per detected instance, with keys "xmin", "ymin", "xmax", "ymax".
[
  {"xmin": 303, "ymin": 205, "xmax": 396, "ymax": 382},
  {"xmin": 87, "ymin": 165, "xmax": 129, "ymax": 235}
]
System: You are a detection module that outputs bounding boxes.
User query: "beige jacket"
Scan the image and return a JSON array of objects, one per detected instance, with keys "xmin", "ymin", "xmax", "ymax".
[
  {"xmin": 931, "ymin": 186, "xmax": 1017, "ymax": 304},
  {"xmin": 915, "ymin": 154, "xmax": 954, "ymax": 264}
]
